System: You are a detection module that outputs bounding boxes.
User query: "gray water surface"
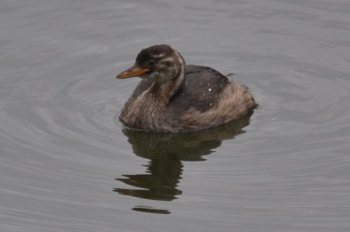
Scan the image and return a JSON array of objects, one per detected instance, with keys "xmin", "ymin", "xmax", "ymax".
[{"xmin": 1, "ymin": 0, "xmax": 350, "ymax": 232}]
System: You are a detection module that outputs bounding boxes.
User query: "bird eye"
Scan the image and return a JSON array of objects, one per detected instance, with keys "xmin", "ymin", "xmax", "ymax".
[{"xmin": 148, "ymin": 60, "xmax": 155, "ymax": 66}]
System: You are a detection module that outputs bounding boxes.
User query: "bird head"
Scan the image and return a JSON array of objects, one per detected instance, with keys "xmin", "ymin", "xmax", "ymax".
[{"xmin": 117, "ymin": 44, "xmax": 185, "ymax": 84}]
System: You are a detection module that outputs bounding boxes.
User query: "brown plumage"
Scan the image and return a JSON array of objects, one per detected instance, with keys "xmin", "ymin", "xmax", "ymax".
[{"xmin": 116, "ymin": 44, "xmax": 257, "ymax": 133}]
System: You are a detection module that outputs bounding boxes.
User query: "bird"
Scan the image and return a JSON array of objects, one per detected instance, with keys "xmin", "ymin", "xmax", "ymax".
[{"xmin": 116, "ymin": 44, "xmax": 257, "ymax": 133}]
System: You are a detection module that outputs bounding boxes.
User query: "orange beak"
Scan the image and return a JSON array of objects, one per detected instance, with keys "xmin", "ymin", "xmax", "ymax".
[{"xmin": 116, "ymin": 65, "xmax": 149, "ymax": 79}]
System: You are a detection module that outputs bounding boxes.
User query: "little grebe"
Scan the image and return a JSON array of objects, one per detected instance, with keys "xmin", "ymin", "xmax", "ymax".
[{"xmin": 116, "ymin": 45, "xmax": 257, "ymax": 133}]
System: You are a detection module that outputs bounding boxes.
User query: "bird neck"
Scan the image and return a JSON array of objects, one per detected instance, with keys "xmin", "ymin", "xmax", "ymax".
[{"xmin": 149, "ymin": 57, "xmax": 185, "ymax": 104}]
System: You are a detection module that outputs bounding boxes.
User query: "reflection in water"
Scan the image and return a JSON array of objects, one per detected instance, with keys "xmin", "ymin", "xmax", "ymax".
[
  {"xmin": 116, "ymin": 156, "xmax": 183, "ymax": 201},
  {"xmin": 132, "ymin": 206, "xmax": 170, "ymax": 214},
  {"xmin": 114, "ymin": 112, "xmax": 253, "ymax": 213}
]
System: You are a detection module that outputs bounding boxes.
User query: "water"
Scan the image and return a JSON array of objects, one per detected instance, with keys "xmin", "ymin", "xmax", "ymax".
[{"xmin": 1, "ymin": 0, "xmax": 350, "ymax": 231}]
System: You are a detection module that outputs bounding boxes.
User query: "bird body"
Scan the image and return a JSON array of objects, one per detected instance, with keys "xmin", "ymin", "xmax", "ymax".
[{"xmin": 117, "ymin": 45, "xmax": 256, "ymax": 133}]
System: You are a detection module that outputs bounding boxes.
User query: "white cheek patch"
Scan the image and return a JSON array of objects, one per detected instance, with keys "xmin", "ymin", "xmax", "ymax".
[{"xmin": 160, "ymin": 57, "xmax": 175, "ymax": 63}]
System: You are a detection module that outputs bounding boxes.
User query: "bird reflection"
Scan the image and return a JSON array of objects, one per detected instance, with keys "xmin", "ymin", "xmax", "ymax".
[
  {"xmin": 114, "ymin": 112, "xmax": 253, "ymax": 211},
  {"xmin": 116, "ymin": 156, "xmax": 183, "ymax": 201}
]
